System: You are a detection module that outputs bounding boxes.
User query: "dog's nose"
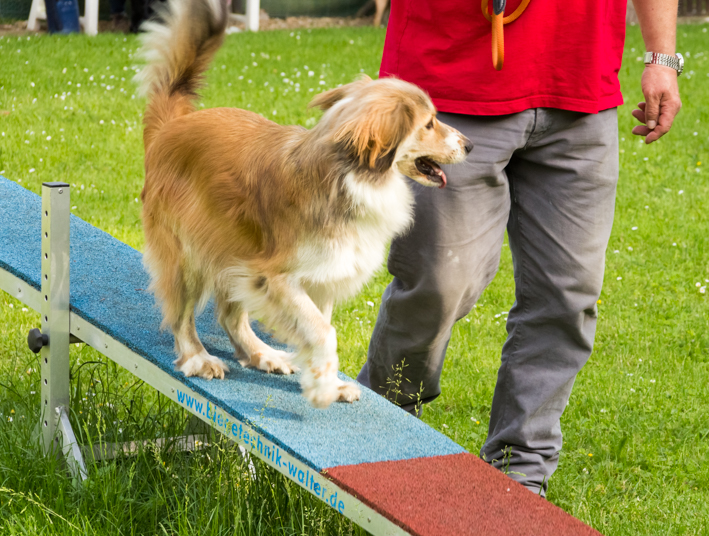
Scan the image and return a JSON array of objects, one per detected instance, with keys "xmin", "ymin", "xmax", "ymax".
[{"xmin": 463, "ymin": 136, "xmax": 474, "ymax": 154}]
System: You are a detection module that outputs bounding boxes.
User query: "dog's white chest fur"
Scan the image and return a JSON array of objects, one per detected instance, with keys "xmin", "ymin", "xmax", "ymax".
[{"xmin": 294, "ymin": 171, "xmax": 414, "ymax": 299}]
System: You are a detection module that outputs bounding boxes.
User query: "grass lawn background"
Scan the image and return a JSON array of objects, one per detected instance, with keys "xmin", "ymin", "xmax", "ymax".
[{"xmin": 0, "ymin": 24, "xmax": 708, "ymax": 535}]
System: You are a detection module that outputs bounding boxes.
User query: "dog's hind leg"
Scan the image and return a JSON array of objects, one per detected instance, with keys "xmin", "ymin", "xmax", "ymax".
[
  {"xmin": 217, "ymin": 300, "xmax": 296, "ymax": 375},
  {"xmin": 143, "ymin": 205, "xmax": 228, "ymax": 380},
  {"xmin": 172, "ymin": 297, "xmax": 230, "ymax": 380},
  {"xmin": 159, "ymin": 257, "xmax": 228, "ymax": 380}
]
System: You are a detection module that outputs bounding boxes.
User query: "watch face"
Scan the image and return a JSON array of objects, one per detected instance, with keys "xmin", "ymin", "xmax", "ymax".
[{"xmin": 676, "ymin": 52, "xmax": 684, "ymax": 74}]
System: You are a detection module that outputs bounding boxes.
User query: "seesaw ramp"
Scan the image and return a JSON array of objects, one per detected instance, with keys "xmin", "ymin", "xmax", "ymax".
[{"xmin": 0, "ymin": 176, "xmax": 600, "ymax": 535}]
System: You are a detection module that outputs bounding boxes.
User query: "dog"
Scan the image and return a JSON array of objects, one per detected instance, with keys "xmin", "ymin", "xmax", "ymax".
[{"xmin": 135, "ymin": 0, "xmax": 472, "ymax": 408}]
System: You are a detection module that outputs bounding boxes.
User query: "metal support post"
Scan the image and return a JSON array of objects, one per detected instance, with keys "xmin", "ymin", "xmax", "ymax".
[
  {"xmin": 39, "ymin": 182, "xmax": 86, "ymax": 481},
  {"xmin": 40, "ymin": 182, "xmax": 71, "ymax": 452},
  {"xmin": 57, "ymin": 406, "xmax": 88, "ymax": 481}
]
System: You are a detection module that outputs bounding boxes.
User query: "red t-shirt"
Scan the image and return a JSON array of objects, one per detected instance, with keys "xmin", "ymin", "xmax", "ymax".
[{"xmin": 380, "ymin": 0, "xmax": 627, "ymax": 115}]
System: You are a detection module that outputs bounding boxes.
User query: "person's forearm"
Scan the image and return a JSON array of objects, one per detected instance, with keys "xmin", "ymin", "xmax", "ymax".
[{"xmin": 632, "ymin": 0, "xmax": 678, "ymax": 55}]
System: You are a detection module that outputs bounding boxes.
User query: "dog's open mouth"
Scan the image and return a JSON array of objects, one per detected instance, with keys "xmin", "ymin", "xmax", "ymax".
[{"xmin": 415, "ymin": 157, "xmax": 447, "ymax": 188}]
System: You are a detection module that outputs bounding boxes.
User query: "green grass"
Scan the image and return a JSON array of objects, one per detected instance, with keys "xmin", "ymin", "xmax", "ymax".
[{"xmin": 0, "ymin": 24, "xmax": 708, "ymax": 535}]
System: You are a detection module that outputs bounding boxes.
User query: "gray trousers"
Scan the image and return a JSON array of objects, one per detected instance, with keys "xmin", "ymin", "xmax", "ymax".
[{"xmin": 357, "ymin": 108, "xmax": 619, "ymax": 495}]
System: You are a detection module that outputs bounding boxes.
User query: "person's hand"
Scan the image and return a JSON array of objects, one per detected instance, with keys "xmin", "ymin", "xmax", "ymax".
[{"xmin": 631, "ymin": 64, "xmax": 682, "ymax": 144}]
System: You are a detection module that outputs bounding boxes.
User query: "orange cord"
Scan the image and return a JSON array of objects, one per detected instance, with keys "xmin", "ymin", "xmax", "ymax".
[{"xmin": 481, "ymin": 0, "xmax": 531, "ymax": 70}]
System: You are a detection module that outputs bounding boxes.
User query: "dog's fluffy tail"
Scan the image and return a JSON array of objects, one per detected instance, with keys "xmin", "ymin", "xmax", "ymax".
[{"xmin": 136, "ymin": 0, "xmax": 228, "ymax": 150}]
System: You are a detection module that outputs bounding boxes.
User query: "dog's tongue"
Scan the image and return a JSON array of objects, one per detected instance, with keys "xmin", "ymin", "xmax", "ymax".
[{"xmin": 435, "ymin": 167, "xmax": 447, "ymax": 188}]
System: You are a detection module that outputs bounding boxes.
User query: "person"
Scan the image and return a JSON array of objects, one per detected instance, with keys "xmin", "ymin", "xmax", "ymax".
[
  {"xmin": 357, "ymin": 0, "xmax": 682, "ymax": 497},
  {"xmin": 110, "ymin": 0, "xmax": 159, "ymax": 32}
]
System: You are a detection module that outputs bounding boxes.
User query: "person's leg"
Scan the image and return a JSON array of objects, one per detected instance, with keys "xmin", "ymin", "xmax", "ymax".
[
  {"xmin": 129, "ymin": 0, "xmax": 148, "ymax": 32},
  {"xmin": 481, "ymin": 108, "xmax": 619, "ymax": 496},
  {"xmin": 109, "ymin": 0, "xmax": 130, "ymax": 32},
  {"xmin": 109, "ymin": 0, "xmax": 126, "ymax": 14},
  {"xmin": 358, "ymin": 111, "xmax": 535, "ymax": 412}
]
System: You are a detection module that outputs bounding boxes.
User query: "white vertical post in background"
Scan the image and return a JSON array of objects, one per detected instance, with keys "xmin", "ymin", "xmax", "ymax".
[
  {"xmin": 246, "ymin": 0, "xmax": 260, "ymax": 31},
  {"xmin": 83, "ymin": 0, "xmax": 99, "ymax": 36},
  {"xmin": 27, "ymin": 0, "xmax": 45, "ymax": 31}
]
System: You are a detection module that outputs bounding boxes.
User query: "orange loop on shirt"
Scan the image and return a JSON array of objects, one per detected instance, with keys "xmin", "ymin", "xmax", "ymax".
[
  {"xmin": 491, "ymin": 12, "xmax": 504, "ymax": 71},
  {"xmin": 481, "ymin": 0, "xmax": 532, "ymax": 71}
]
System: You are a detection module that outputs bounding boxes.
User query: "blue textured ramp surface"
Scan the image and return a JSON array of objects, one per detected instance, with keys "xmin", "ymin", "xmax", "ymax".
[{"xmin": 0, "ymin": 177, "xmax": 465, "ymax": 470}]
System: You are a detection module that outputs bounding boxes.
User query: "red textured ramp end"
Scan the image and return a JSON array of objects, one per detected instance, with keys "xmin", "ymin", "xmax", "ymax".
[{"xmin": 324, "ymin": 453, "xmax": 601, "ymax": 536}]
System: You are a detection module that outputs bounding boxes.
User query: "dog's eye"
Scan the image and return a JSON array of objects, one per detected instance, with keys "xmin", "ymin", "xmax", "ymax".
[{"xmin": 425, "ymin": 119, "xmax": 434, "ymax": 130}]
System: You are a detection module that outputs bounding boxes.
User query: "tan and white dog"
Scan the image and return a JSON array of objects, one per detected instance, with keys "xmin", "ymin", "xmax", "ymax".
[{"xmin": 136, "ymin": 0, "xmax": 472, "ymax": 408}]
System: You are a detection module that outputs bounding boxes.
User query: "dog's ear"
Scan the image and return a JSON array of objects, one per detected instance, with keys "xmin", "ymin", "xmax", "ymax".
[
  {"xmin": 334, "ymin": 97, "xmax": 415, "ymax": 174},
  {"xmin": 308, "ymin": 75, "xmax": 372, "ymax": 111}
]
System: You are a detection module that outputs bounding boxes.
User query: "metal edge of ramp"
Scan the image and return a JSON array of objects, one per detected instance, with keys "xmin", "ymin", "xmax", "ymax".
[{"xmin": 0, "ymin": 266, "xmax": 408, "ymax": 536}]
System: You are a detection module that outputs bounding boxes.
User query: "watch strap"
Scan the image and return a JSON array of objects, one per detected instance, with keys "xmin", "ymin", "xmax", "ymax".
[{"xmin": 643, "ymin": 51, "xmax": 683, "ymax": 75}]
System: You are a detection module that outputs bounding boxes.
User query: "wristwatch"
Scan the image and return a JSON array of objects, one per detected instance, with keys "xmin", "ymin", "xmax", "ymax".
[{"xmin": 643, "ymin": 52, "xmax": 684, "ymax": 76}]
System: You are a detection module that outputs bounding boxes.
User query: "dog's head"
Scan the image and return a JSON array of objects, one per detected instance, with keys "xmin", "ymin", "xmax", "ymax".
[{"xmin": 309, "ymin": 76, "xmax": 472, "ymax": 188}]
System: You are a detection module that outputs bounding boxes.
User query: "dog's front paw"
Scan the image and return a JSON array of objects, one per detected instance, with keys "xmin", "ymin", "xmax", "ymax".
[
  {"xmin": 303, "ymin": 381, "xmax": 340, "ymax": 409},
  {"xmin": 241, "ymin": 348, "xmax": 298, "ymax": 374},
  {"xmin": 336, "ymin": 381, "xmax": 361, "ymax": 403},
  {"xmin": 176, "ymin": 351, "xmax": 230, "ymax": 380}
]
